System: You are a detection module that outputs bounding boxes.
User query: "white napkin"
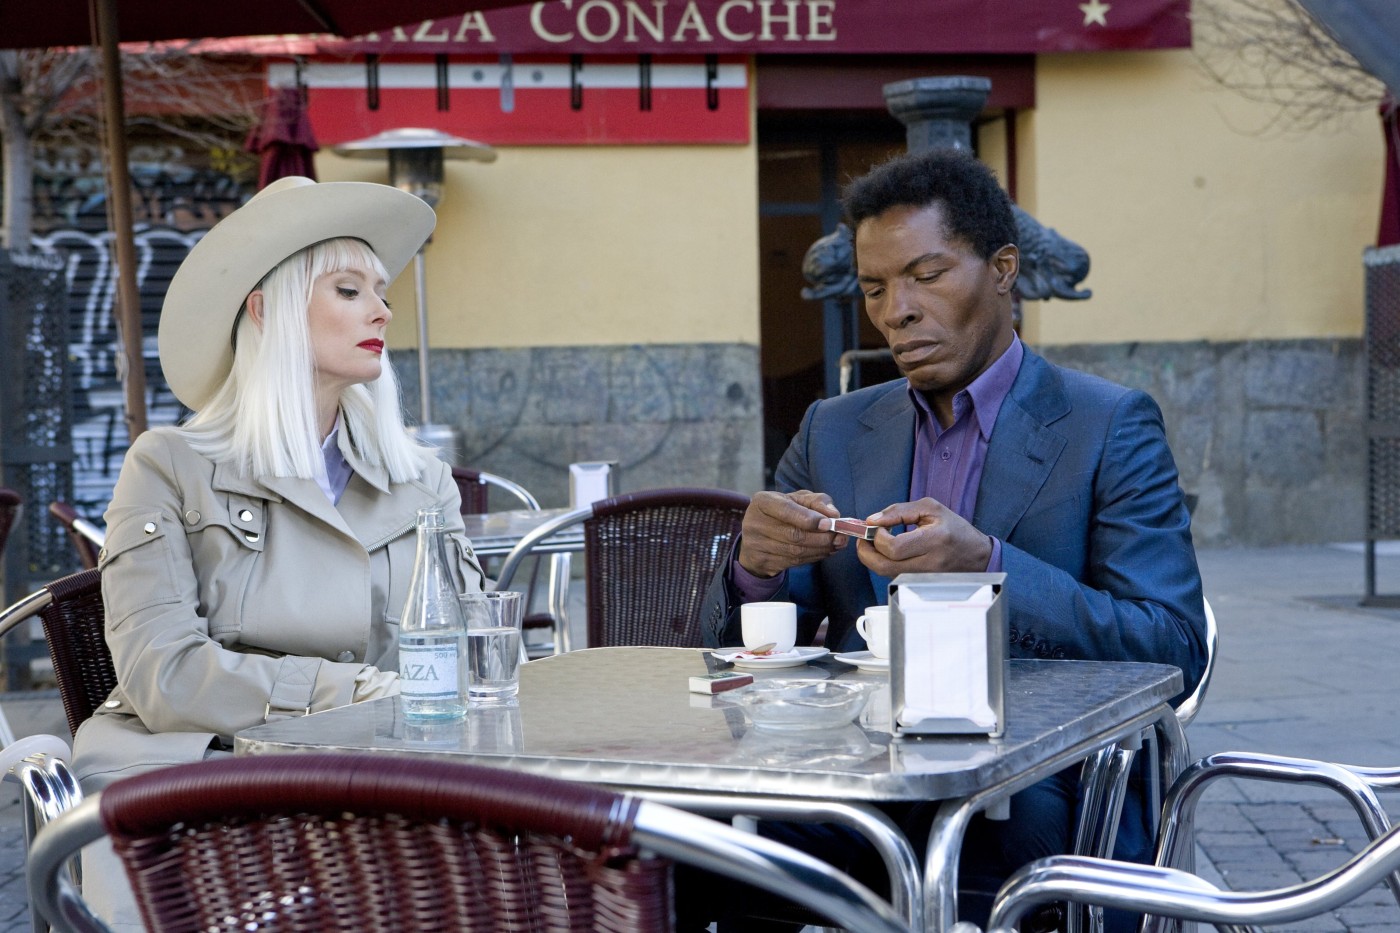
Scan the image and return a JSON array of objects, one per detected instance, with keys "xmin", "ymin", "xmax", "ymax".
[{"xmin": 897, "ymin": 584, "xmax": 998, "ymax": 730}]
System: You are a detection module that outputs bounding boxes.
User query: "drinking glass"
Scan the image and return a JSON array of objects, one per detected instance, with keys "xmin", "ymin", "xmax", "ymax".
[{"xmin": 459, "ymin": 591, "xmax": 524, "ymax": 702}]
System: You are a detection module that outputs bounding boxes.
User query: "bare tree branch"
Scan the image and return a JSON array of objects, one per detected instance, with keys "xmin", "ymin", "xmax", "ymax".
[{"xmin": 1193, "ymin": 0, "xmax": 1386, "ymax": 129}]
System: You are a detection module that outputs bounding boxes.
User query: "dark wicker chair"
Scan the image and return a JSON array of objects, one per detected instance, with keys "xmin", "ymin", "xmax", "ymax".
[
  {"xmin": 495, "ymin": 487, "xmax": 749, "ymax": 649},
  {"xmin": 0, "ymin": 568, "xmax": 114, "ymax": 737},
  {"xmin": 28, "ymin": 753, "xmax": 909, "ymax": 933},
  {"xmin": 0, "ymin": 486, "xmax": 20, "ymax": 560},
  {"xmin": 47, "ymin": 501, "xmax": 103, "ymax": 571}
]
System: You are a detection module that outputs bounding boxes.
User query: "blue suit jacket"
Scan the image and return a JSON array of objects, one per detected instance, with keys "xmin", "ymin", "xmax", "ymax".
[{"xmin": 706, "ymin": 348, "xmax": 1206, "ymax": 696}]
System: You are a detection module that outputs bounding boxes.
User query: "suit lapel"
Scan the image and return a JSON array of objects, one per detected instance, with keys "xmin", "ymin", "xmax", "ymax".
[
  {"xmin": 847, "ymin": 384, "xmax": 916, "ymax": 522},
  {"xmin": 975, "ymin": 350, "xmax": 1070, "ymax": 539},
  {"xmin": 847, "ymin": 384, "xmax": 916, "ymax": 605}
]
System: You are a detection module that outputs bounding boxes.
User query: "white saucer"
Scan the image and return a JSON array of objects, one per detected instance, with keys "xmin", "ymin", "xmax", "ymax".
[
  {"xmin": 831, "ymin": 650, "xmax": 889, "ymax": 673},
  {"xmin": 717, "ymin": 646, "xmax": 830, "ymax": 670}
]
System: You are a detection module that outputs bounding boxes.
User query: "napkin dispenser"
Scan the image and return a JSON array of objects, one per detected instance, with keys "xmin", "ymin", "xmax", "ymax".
[{"xmin": 889, "ymin": 572, "xmax": 1007, "ymax": 738}]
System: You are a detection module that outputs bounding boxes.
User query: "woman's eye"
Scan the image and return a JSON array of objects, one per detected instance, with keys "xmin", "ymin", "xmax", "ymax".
[
  {"xmin": 381, "ymin": 298, "xmax": 393, "ymax": 311},
  {"xmin": 337, "ymin": 287, "xmax": 358, "ymax": 299}
]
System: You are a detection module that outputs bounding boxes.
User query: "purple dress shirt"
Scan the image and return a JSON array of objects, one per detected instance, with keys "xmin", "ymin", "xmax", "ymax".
[{"xmin": 733, "ymin": 335, "xmax": 1025, "ymax": 601}]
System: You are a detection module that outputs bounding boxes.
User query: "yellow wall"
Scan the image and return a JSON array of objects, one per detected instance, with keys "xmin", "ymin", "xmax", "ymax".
[
  {"xmin": 317, "ymin": 142, "xmax": 761, "ymax": 350},
  {"xmin": 1019, "ymin": 49, "xmax": 1384, "ymax": 345}
]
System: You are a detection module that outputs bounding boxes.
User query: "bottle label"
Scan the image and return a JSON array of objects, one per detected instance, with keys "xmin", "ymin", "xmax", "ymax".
[{"xmin": 399, "ymin": 643, "xmax": 462, "ymax": 699}]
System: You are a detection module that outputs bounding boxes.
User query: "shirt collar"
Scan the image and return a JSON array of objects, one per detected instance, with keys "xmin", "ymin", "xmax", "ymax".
[{"xmin": 907, "ymin": 333, "xmax": 1024, "ymax": 440}]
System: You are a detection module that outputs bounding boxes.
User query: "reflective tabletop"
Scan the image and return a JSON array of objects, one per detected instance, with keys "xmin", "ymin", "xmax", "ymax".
[
  {"xmin": 236, "ymin": 647, "xmax": 1181, "ymax": 802},
  {"xmin": 460, "ymin": 507, "xmax": 583, "ymax": 557}
]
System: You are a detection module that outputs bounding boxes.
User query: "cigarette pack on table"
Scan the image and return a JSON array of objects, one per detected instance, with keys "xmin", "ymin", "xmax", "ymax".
[
  {"xmin": 889, "ymin": 572, "xmax": 1007, "ymax": 738},
  {"xmin": 689, "ymin": 671, "xmax": 754, "ymax": 694}
]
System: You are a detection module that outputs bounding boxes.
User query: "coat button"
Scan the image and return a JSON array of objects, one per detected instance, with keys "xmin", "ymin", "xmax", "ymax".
[
  {"xmin": 104, "ymin": 699, "xmax": 121, "ymax": 708},
  {"xmin": 244, "ymin": 532, "xmax": 261, "ymax": 543},
  {"xmin": 239, "ymin": 509, "xmax": 254, "ymax": 522},
  {"xmin": 98, "ymin": 547, "xmax": 107, "ymax": 562},
  {"xmin": 336, "ymin": 650, "xmax": 355, "ymax": 662},
  {"xmin": 143, "ymin": 522, "xmax": 156, "ymax": 534},
  {"xmin": 184, "ymin": 510, "xmax": 201, "ymax": 525}
]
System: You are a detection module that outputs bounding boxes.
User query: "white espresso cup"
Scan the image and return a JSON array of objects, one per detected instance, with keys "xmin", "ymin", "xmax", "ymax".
[
  {"xmin": 856, "ymin": 606, "xmax": 891, "ymax": 659},
  {"xmin": 741, "ymin": 601, "xmax": 797, "ymax": 652}
]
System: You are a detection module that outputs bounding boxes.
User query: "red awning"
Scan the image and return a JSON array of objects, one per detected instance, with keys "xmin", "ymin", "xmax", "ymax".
[{"xmin": 187, "ymin": 0, "xmax": 1193, "ymax": 58}]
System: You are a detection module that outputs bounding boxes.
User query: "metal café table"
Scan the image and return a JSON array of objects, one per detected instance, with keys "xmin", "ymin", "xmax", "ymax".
[{"xmin": 236, "ymin": 647, "xmax": 1184, "ymax": 932}]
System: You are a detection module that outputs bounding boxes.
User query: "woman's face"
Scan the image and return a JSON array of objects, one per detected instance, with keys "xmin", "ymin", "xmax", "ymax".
[{"xmin": 307, "ymin": 261, "xmax": 392, "ymax": 401}]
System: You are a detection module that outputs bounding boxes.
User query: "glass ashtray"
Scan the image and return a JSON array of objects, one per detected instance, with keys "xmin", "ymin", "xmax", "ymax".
[{"xmin": 727, "ymin": 679, "xmax": 874, "ymax": 732}]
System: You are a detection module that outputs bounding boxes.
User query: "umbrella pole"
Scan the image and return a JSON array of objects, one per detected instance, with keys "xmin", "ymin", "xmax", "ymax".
[
  {"xmin": 413, "ymin": 248, "xmax": 431, "ymax": 424},
  {"xmin": 91, "ymin": 0, "xmax": 148, "ymax": 439}
]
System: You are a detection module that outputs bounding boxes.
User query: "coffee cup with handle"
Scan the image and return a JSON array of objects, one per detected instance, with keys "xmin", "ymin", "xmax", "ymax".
[
  {"xmin": 856, "ymin": 605, "xmax": 890, "ymax": 659},
  {"xmin": 741, "ymin": 601, "xmax": 797, "ymax": 653}
]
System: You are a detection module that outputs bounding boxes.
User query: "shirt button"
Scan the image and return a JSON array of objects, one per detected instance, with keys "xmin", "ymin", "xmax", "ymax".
[
  {"xmin": 940, "ymin": 450, "xmax": 951, "ymax": 461},
  {"xmin": 336, "ymin": 650, "xmax": 355, "ymax": 663},
  {"xmin": 239, "ymin": 509, "xmax": 254, "ymax": 522},
  {"xmin": 184, "ymin": 510, "xmax": 201, "ymax": 525},
  {"xmin": 104, "ymin": 699, "xmax": 121, "ymax": 708}
]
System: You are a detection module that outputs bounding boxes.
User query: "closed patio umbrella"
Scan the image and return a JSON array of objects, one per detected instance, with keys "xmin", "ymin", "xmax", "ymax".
[{"xmin": 246, "ymin": 85, "xmax": 320, "ymax": 188}]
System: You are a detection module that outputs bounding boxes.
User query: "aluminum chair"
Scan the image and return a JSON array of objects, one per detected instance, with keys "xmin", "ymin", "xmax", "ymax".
[
  {"xmin": 1067, "ymin": 597, "xmax": 1218, "ymax": 932},
  {"xmin": 1, "ymin": 734, "xmax": 83, "ymax": 933},
  {"xmin": 452, "ymin": 466, "xmax": 570, "ymax": 656},
  {"xmin": 28, "ymin": 753, "xmax": 910, "ymax": 933},
  {"xmin": 0, "ymin": 486, "xmax": 20, "ymax": 559},
  {"xmin": 46, "ymin": 502, "xmax": 104, "ymax": 572},
  {"xmin": 972, "ymin": 814, "xmax": 1400, "ymax": 933},
  {"xmin": 494, "ymin": 487, "xmax": 749, "ymax": 649}
]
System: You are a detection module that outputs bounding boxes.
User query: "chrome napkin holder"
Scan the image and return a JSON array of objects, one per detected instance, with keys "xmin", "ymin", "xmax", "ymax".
[{"xmin": 889, "ymin": 572, "xmax": 1007, "ymax": 738}]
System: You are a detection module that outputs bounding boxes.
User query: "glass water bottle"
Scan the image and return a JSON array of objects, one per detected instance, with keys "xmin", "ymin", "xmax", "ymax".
[{"xmin": 398, "ymin": 507, "xmax": 468, "ymax": 721}]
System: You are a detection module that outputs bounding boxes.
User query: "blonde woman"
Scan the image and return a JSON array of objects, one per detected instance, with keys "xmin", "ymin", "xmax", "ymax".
[{"xmin": 73, "ymin": 177, "xmax": 484, "ymax": 926}]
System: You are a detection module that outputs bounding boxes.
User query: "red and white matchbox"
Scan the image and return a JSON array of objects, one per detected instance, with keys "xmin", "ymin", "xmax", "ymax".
[{"xmin": 688, "ymin": 671, "xmax": 754, "ymax": 694}]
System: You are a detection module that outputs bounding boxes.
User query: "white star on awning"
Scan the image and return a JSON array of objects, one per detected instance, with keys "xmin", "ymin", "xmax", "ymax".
[{"xmin": 1080, "ymin": 0, "xmax": 1111, "ymax": 26}]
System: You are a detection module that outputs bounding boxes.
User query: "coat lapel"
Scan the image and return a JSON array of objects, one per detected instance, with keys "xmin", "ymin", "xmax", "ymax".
[
  {"xmin": 211, "ymin": 436, "xmax": 437, "ymax": 551},
  {"xmin": 974, "ymin": 350, "xmax": 1070, "ymax": 539}
]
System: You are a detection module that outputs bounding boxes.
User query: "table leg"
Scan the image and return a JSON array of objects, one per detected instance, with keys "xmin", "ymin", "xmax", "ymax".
[{"xmin": 927, "ymin": 796, "xmax": 976, "ymax": 930}]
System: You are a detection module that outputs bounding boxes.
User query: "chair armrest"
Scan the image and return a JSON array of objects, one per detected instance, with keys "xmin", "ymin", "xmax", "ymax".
[
  {"xmin": 630, "ymin": 798, "xmax": 909, "ymax": 933},
  {"xmin": 988, "ymin": 827, "xmax": 1400, "ymax": 932},
  {"xmin": 493, "ymin": 505, "xmax": 592, "ymax": 593}
]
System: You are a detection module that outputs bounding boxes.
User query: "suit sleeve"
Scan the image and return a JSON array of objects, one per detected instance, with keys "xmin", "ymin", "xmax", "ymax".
[{"xmin": 999, "ymin": 390, "xmax": 1207, "ymax": 699}]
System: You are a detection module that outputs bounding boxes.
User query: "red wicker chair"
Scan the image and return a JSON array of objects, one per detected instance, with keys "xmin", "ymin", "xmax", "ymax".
[
  {"xmin": 0, "ymin": 568, "xmax": 114, "ymax": 737},
  {"xmin": 495, "ymin": 487, "xmax": 749, "ymax": 649},
  {"xmin": 28, "ymin": 753, "xmax": 908, "ymax": 933}
]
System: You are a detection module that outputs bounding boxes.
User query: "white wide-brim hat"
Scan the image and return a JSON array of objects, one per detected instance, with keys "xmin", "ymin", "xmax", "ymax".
[{"xmin": 158, "ymin": 175, "xmax": 436, "ymax": 411}]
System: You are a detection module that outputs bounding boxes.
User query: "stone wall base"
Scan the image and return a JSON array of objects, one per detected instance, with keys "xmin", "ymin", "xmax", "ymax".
[{"xmin": 397, "ymin": 338, "xmax": 1365, "ymax": 547}]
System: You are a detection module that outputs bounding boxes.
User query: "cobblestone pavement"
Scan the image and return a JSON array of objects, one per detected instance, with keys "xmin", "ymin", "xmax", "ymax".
[{"xmin": 3, "ymin": 544, "xmax": 1400, "ymax": 930}]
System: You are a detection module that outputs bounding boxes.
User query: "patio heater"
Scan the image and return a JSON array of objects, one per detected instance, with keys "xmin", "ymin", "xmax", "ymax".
[{"xmin": 333, "ymin": 128, "xmax": 497, "ymax": 459}]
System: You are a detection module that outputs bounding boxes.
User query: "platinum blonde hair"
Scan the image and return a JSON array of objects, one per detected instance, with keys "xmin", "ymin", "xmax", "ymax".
[{"xmin": 177, "ymin": 237, "xmax": 433, "ymax": 482}]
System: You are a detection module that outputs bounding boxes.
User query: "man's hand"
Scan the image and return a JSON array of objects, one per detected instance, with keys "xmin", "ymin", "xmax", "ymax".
[
  {"xmin": 856, "ymin": 498, "xmax": 993, "ymax": 576},
  {"xmin": 736, "ymin": 490, "xmax": 846, "ymax": 579}
]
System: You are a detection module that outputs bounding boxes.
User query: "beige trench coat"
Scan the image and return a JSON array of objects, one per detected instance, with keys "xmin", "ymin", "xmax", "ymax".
[{"xmin": 72, "ymin": 428, "xmax": 484, "ymax": 790}]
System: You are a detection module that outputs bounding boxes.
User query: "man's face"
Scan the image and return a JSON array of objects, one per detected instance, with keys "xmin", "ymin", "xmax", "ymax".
[{"xmin": 855, "ymin": 201, "xmax": 1018, "ymax": 403}]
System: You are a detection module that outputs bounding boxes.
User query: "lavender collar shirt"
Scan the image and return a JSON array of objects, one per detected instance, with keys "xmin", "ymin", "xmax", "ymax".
[{"xmin": 733, "ymin": 335, "xmax": 1025, "ymax": 601}]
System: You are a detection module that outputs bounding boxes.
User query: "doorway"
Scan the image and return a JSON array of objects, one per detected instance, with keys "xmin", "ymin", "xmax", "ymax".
[{"xmin": 756, "ymin": 114, "xmax": 903, "ymax": 484}]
